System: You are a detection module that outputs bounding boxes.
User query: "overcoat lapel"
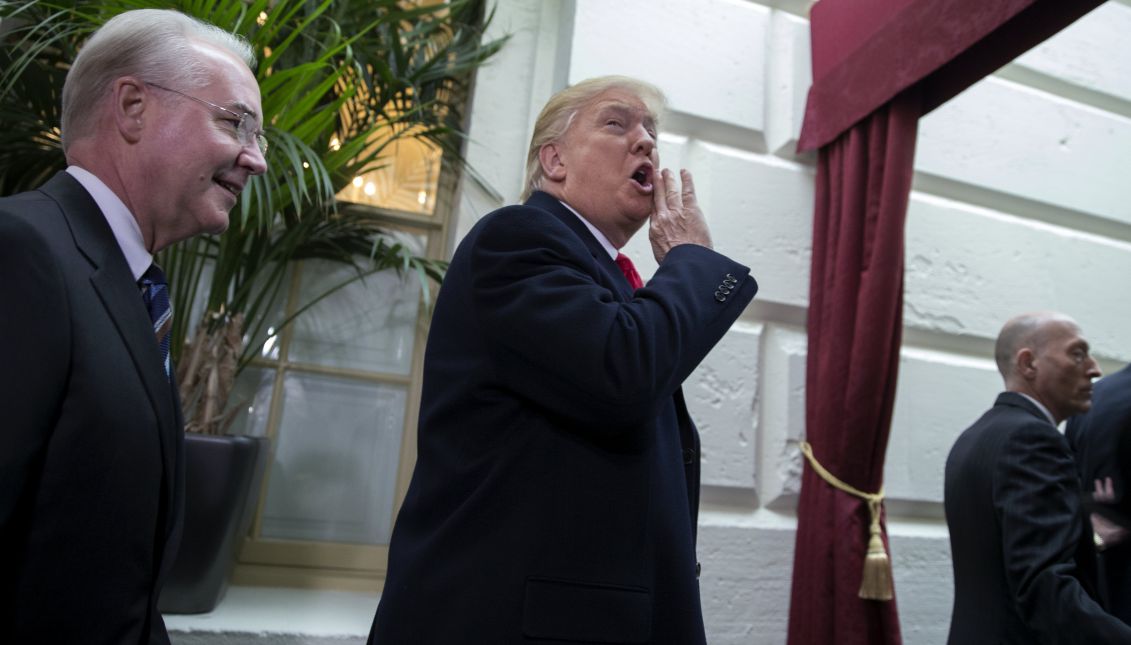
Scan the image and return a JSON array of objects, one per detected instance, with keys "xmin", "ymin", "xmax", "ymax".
[
  {"xmin": 526, "ymin": 191, "xmax": 700, "ymax": 542},
  {"xmin": 526, "ymin": 191, "xmax": 636, "ymax": 300}
]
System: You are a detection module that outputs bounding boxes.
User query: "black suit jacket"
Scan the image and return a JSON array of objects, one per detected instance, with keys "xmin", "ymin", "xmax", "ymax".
[
  {"xmin": 0, "ymin": 172, "xmax": 184, "ymax": 644},
  {"xmin": 1067, "ymin": 364, "xmax": 1131, "ymax": 621},
  {"xmin": 944, "ymin": 392, "xmax": 1131, "ymax": 644},
  {"xmin": 368, "ymin": 191, "xmax": 757, "ymax": 644}
]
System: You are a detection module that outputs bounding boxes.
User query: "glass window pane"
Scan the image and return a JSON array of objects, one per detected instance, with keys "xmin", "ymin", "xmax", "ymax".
[
  {"xmin": 287, "ymin": 251, "xmax": 424, "ymax": 374},
  {"xmin": 259, "ymin": 372, "xmax": 406, "ymax": 545},
  {"xmin": 223, "ymin": 366, "xmax": 276, "ymax": 437},
  {"xmin": 181, "ymin": 261, "xmax": 291, "ymax": 363},
  {"xmin": 335, "ymin": 133, "xmax": 442, "ymax": 215}
]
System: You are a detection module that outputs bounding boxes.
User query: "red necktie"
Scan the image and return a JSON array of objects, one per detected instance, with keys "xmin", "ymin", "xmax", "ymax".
[{"xmin": 614, "ymin": 253, "xmax": 644, "ymax": 291}]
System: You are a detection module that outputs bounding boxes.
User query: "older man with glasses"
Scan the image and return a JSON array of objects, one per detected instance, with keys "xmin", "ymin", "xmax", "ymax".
[{"xmin": 0, "ymin": 9, "xmax": 266, "ymax": 644}]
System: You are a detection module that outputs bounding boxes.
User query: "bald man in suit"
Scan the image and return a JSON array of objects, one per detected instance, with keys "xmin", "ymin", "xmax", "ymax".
[{"xmin": 945, "ymin": 312, "xmax": 1131, "ymax": 644}]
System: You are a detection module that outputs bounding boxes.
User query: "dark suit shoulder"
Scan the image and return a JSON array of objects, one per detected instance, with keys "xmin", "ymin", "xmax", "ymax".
[
  {"xmin": 472, "ymin": 201, "xmax": 592, "ymax": 256},
  {"xmin": 0, "ymin": 185, "xmax": 68, "ymax": 234},
  {"xmin": 995, "ymin": 418, "xmax": 1074, "ymax": 483},
  {"xmin": 0, "ymin": 212, "xmax": 68, "ymax": 296}
]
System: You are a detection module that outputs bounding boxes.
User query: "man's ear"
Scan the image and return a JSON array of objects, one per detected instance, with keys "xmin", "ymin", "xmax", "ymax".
[
  {"xmin": 111, "ymin": 77, "xmax": 148, "ymax": 143},
  {"xmin": 1017, "ymin": 348, "xmax": 1038, "ymax": 379},
  {"xmin": 539, "ymin": 142, "xmax": 567, "ymax": 182}
]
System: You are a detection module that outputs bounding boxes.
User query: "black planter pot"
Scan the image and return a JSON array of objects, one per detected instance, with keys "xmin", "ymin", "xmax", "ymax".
[{"xmin": 158, "ymin": 433, "xmax": 269, "ymax": 614}]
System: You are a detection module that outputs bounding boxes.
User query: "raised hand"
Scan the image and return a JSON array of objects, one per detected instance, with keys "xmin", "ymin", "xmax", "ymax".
[{"xmin": 648, "ymin": 167, "xmax": 713, "ymax": 264}]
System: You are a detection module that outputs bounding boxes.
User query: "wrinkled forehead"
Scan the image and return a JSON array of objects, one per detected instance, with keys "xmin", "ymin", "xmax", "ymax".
[
  {"xmin": 190, "ymin": 41, "xmax": 263, "ymax": 120},
  {"xmin": 584, "ymin": 88, "xmax": 658, "ymax": 123}
]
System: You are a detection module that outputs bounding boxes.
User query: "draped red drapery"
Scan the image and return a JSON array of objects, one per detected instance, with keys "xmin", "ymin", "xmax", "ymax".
[
  {"xmin": 786, "ymin": 87, "xmax": 920, "ymax": 644},
  {"xmin": 787, "ymin": 1, "xmax": 1107, "ymax": 643}
]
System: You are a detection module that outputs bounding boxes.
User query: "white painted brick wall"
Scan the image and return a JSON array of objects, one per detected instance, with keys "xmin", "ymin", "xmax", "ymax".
[
  {"xmin": 917, "ymin": 76, "xmax": 1131, "ymax": 225},
  {"xmin": 450, "ymin": 1, "xmax": 1131, "ymax": 643},
  {"xmin": 569, "ymin": 0, "xmax": 770, "ymax": 137},
  {"xmin": 1011, "ymin": 1, "xmax": 1131, "ymax": 104}
]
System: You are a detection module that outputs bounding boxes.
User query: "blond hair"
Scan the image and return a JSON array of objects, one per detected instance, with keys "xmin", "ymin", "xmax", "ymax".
[{"xmin": 521, "ymin": 76, "xmax": 666, "ymax": 200}]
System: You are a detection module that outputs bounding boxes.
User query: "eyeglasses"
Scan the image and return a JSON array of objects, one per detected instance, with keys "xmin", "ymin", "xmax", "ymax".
[{"xmin": 146, "ymin": 82, "xmax": 268, "ymax": 155}]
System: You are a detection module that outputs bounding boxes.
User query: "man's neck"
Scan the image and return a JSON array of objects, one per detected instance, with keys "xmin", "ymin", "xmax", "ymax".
[
  {"xmin": 556, "ymin": 199, "xmax": 619, "ymax": 260},
  {"xmin": 1010, "ymin": 389, "xmax": 1059, "ymax": 426}
]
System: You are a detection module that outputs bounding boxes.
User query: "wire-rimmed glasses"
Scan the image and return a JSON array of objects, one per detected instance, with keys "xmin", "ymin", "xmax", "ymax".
[{"xmin": 146, "ymin": 82, "xmax": 268, "ymax": 155}]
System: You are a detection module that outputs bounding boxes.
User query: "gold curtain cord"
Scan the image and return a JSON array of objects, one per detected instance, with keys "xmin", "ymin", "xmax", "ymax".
[{"xmin": 799, "ymin": 440, "xmax": 894, "ymax": 601}]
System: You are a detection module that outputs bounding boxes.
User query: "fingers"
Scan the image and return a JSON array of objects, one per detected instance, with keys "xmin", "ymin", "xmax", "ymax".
[
  {"xmin": 680, "ymin": 169, "xmax": 697, "ymax": 208},
  {"xmin": 652, "ymin": 164, "xmax": 668, "ymax": 215},
  {"xmin": 1093, "ymin": 477, "xmax": 1116, "ymax": 502},
  {"xmin": 663, "ymin": 169, "xmax": 682, "ymax": 209}
]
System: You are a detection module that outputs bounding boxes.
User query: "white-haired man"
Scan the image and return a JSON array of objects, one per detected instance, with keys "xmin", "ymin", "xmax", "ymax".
[
  {"xmin": 368, "ymin": 76, "xmax": 757, "ymax": 644},
  {"xmin": 0, "ymin": 9, "xmax": 266, "ymax": 643},
  {"xmin": 945, "ymin": 312, "xmax": 1131, "ymax": 643}
]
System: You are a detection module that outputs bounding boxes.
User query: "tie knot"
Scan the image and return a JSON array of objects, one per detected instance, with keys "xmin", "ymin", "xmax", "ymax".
[
  {"xmin": 614, "ymin": 253, "xmax": 644, "ymax": 291},
  {"xmin": 140, "ymin": 263, "xmax": 168, "ymax": 288}
]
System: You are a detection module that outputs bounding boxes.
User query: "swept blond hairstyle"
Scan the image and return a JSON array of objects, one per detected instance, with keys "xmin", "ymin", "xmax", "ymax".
[{"xmin": 521, "ymin": 76, "xmax": 666, "ymax": 200}]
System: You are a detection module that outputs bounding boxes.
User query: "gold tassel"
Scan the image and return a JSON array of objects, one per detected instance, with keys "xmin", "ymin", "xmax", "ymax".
[
  {"xmin": 857, "ymin": 499, "xmax": 893, "ymax": 600},
  {"xmin": 799, "ymin": 441, "xmax": 893, "ymax": 602}
]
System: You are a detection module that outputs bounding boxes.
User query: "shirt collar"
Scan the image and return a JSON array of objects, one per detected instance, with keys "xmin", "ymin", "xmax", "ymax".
[
  {"xmin": 1017, "ymin": 392, "xmax": 1059, "ymax": 428},
  {"xmin": 558, "ymin": 199, "xmax": 618, "ymax": 260},
  {"xmin": 66, "ymin": 165, "xmax": 152, "ymax": 281}
]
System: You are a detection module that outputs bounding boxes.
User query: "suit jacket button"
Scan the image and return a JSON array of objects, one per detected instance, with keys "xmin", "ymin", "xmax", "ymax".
[
  {"xmin": 714, "ymin": 290, "xmax": 726, "ymax": 302},
  {"xmin": 683, "ymin": 448, "xmax": 696, "ymax": 464},
  {"xmin": 725, "ymin": 273, "xmax": 735, "ymax": 281},
  {"xmin": 696, "ymin": 562, "xmax": 702, "ymax": 578}
]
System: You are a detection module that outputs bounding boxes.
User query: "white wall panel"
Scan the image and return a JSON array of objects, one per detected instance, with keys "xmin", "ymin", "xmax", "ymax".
[
  {"xmin": 698, "ymin": 522, "xmax": 797, "ymax": 645},
  {"xmin": 917, "ymin": 76, "xmax": 1131, "ymax": 225},
  {"xmin": 758, "ymin": 325, "xmax": 807, "ymax": 508},
  {"xmin": 905, "ymin": 193, "xmax": 1131, "ymax": 361},
  {"xmin": 569, "ymin": 0, "xmax": 770, "ymax": 133},
  {"xmin": 888, "ymin": 532, "xmax": 954, "ymax": 645},
  {"xmin": 1013, "ymin": 2, "xmax": 1131, "ymax": 105},
  {"xmin": 885, "ymin": 349, "xmax": 1001, "ymax": 504},
  {"xmin": 765, "ymin": 10, "xmax": 812, "ymax": 156},
  {"xmin": 688, "ymin": 323, "xmax": 765, "ymax": 490}
]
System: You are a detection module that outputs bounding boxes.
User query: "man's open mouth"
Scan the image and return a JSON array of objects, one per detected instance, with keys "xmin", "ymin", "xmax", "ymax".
[{"xmin": 630, "ymin": 163, "xmax": 654, "ymax": 191}]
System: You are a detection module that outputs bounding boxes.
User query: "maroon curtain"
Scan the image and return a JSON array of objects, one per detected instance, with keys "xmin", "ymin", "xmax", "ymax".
[
  {"xmin": 798, "ymin": 0, "xmax": 1105, "ymax": 152},
  {"xmin": 786, "ymin": 86, "xmax": 920, "ymax": 645}
]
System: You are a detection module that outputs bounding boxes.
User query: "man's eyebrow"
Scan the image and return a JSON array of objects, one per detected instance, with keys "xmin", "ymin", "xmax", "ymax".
[
  {"xmin": 227, "ymin": 100, "xmax": 261, "ymax": 122},
  {"xmin": 596, "ymin": 102, "xmax": 656, "ymax": 129},
  {"xmin": 596, "ymin": 103, "xmax": 632, "ymax": 116}
]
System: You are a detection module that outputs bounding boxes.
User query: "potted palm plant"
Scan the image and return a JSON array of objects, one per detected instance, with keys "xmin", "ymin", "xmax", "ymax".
[{"xmin": 1, "ymin": 0, "xmax": 503, "ymax": 612}]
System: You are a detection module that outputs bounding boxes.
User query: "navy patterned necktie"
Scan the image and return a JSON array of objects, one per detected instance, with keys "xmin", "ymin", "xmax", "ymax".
[{"xmin": 139, "ymin": 264, "xmax": 173, "ymax": 379}]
